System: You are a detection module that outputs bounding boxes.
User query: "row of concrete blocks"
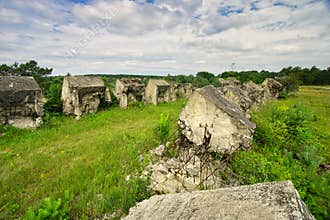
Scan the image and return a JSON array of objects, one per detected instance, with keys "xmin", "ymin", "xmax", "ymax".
[
  {"xmin": 62, "ymin": 77, "xmax": 193, "ymax": 116},
  {"xmin": 146, "ymin": 78, "xmax": 285, "ymax": 195},
  {"xmin": 0, "ymin": 76, "xmax": 193, "ymax": 128},
  {"xmin": 124, "ymin": 80, "xmax": 316, "ymax": 219}
]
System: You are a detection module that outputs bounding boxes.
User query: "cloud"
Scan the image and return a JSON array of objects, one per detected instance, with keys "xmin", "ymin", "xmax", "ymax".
[
  {"xmin": 0, "ymin": 8, "xmax": 22, "ymax": 23},
  {"xmin": 0, "ymin": 0, "xmax": 329, "ymax": 75}
]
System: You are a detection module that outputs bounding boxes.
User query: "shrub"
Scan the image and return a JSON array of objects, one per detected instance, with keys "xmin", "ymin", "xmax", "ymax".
[
  {"xmin": 43, "ymin": 81, "xmax": 63, "ymax": 113},
  {"xmin": 278, "ymin": 91, "xmax": 289, "ymax": 99},
  {"xmin": 154, "ymin": 113, "xmax": 170, "ymax": 143},
  {"xmin": 254, "ymin": 104, "xmax": 313, "ymax": 152},
  {"xmin": 227, "ymin": 102, "xmax": 329, "ymax": 219},
  {"xmin": 279, "ymin": 74, "xmax": 301, "ymax": 94},
  {"xmin": 24, "ymin": 191, "xmax": 72, "ymax": 220}
]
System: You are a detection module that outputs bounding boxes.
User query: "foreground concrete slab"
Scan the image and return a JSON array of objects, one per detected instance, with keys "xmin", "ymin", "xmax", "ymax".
[{"xmin": 123, "ymin": 181, "xmax": 314, "ymax": 220}]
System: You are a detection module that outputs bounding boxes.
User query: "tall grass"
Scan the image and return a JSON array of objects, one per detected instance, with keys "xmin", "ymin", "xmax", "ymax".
[{"xmin": 228, "ymin": 86, "xmax": 330, "ymax": 219}]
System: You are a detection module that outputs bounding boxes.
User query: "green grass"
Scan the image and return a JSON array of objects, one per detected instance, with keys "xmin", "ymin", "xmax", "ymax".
[
  {"xmin": 0, "ymin": 101, "xmax": 185, "ymax": 219},
  {"xmin": 229, "ymin": 86, "xmax": 330, "ymax": 219},
  {"xmin": 1, "ymin": 86, "xmax": 329, "ymax": 219}
]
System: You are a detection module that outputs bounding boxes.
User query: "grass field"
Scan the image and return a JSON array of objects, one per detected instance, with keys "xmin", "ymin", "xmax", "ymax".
[
  {"xmin": 0, "ymin": 101, "xmax": 185, "ymax": 219},
  {"xmin": 298, "ymin": 86, "xmax": 330, "ymax": 161},
  {"xmin": 286, "ymin": 86, "xmax": 330, "ymax": 162},
  {"xmin": 230, "ymin": 85, "xmax": 330, "ymax": 219},
  {"xmin": 0, "ymin": 86, "xmax": 329, "ymax": 219}
]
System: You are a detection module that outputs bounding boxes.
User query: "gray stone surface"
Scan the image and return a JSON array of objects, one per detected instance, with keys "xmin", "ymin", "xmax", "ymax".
[
  {"xmin": 145, "ymin": 79, "xmax": 170, "ymax": 105},
  {"xmin": 147, "ymin": 147, "xmax": 223, "ymax": 193},
  {"xmin": 123, "ymin": 181, "xmax": 315, "ymax": 220},
  {"xmin": 61, "ymin": 76, "xmax": 110, "ymax": 116},
  {"xmin": 0, "ymin": 76, "xmax": 43, "ymax": 128},
  {"xmin": 114, "ymin": 78, "xmax": 145, "ymax": 108},
  {"xmin": 262, "ymin": 78, "xmax": 283, "ymax": 99},
  {"xmin": 169, "ymin": 83, "xmax": 194, "ymax": 101},
  {"xmin": 219, "ymin": 85, "xmax": 253, "ymax": 112},
  {"xmin": 146, "ymin": 86, "xmax": 256, "ymax": 193},
  {"xmin": 241, "ymin": 81, "xmax": 265, "ymax": 107},
  {"xmin": 154, "ymin": 144, "xmax": 166, "ymax": 157},
  {"xmin": 179, "ymin": 85, "xmax": 255, "ymax": 154},
  {"xmin": 219, "ymin": 77, "xmax": 241, "ymax": 87}
]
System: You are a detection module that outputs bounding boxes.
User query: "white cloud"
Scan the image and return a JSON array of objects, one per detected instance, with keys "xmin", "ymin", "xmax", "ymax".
[
  {"xmin": 0, "ymin": 8, "xmax": 22, "ymax": 23},
  {"xmin": 0, "ymin": 0, "xmax": 329, "ymax": 75}
]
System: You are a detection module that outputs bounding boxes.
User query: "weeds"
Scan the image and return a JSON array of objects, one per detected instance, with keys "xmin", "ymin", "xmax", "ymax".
[
  {"xmin": 0, "ymin": 101, "xmax": 184, "ymax": 219},
  {"xmin": 154, "ymin": 113, "xmax": 170, "ymax": 143},
  {"xmin": 228, "ymin": 93, "xmax": 329, "ymax": 219},
  {"xmin": 24, "ymin": 191, "xmax": 72, "ymax": 220}
]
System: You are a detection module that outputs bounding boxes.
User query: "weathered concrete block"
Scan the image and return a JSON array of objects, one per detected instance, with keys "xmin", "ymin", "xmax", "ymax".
[
  {"xmin": 61, "ymin": 76, "xmax": 110, "ymax": 116},
  {"xmin": 179, "ymin": 85, "xmax": 255, "ymax": 154},
  {"xmin": 262, "ymin": 78, "xmax": 283, "ymax": 99},
  {"xmin": 219, "ymin": 85, "xmax": 253, "ymax": 112},
  {"xmin": 219, "ymin": 77, "xmax": 241, "ymax": 87},
  {"xmin": 114, "ymin": 78, "xmax": 145, "ymax": 108},
  {"xmin": 169, "ymin": 83, "xmax": 194, "ymax": 101},
  {"xmin": 145, "ymin": 79, "xmax": 170, "ymax": 105},
  {"xmin": 0, "ymin": 76, "xmax": 43, "ymax": 128},
  {"xmin": 123, "ymin": 181, "xmax": 315, "ymax": 220},
  {"xmin": 241, "ymin": 81, "xmax": 265, "ymax": 106}
]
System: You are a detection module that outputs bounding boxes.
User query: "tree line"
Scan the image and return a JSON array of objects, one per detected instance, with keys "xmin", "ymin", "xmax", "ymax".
[
  {"xmin": 1, "ymin": 60, "xmax": 329, "ymax": 87},
  {"xmin": 1, "ymin": 60, "xmax": 329, "ymax": 113}
]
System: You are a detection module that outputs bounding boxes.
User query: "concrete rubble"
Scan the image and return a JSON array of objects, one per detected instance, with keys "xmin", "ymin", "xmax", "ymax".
[
  {"xmin": 145, "ymin": 85, "xmax": 256, "ymax": 193},
  {"xmin": 146, "ymin": 144, "xmax": 224, "ymax": 193},
  {"xmin": 262, "ymin": 78, "xmax": 284, "ymax": 99},
  {"xmin": 145, "ymin": 78, "xmax": 283, "ymax": 194},
  {"xmin": 61, "ymin": 76, "xmax": 111, "ymax": 117},
  {"xmin": 0, "ymin": 76, "xmax": 43, "ymax": 128},
  {"xmin": 219, "ymin": 78, "xmax": 283, "ymax": 112},
  {"xmin": 219, "ymin": 85, "xmax": 253, "ymax": 112},
  {"xmin": 242, "ymin": 81, "xmax": 265, "ymax": 107}
]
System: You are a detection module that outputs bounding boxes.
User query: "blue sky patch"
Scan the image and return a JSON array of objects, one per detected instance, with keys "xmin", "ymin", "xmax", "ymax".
[
  {"xmin": 218, "ymin": 6, "xmax": 244, "ymax": 16},
  {"xmin": 0, "ymin": 0, "xmax": 329, "ymax": 75}
]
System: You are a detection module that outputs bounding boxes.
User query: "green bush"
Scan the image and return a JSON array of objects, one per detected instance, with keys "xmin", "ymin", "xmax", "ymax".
[
  {"xmin": 154, "ymin": 113, "xmax": 170, "ymax": 143},
  {"xmin": 278, "ymin": 91, "xmax": 289, "ymax": 99},
  {"xmin": 254, "ymin": 104, "xmax": 313, "ymax": 152},
  {"xmin": 228, "ymin": 103, "xmax": 329, "ymax": 219},
  {"xmin": 43, "ymin": 79, "xmax": 63, "ymax": 113},
  {"xmin": 279, "ymin": 74, "xmax": 301, "ymax": 94},
  {"xmin": 24, "ymin": 191, "xmax": 72, "ymax": 220}
]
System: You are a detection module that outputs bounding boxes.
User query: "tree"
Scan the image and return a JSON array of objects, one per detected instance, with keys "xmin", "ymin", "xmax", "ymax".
[
  {"xmin": 196, "ymin": 71, "xmax": 215, "ymax": 81},
  {"xmin": 0, "ymin": 64, "xmax": 12, "ymax": 76},
  {"xmin": 0, "ymin": 60, "xmax": 52, "ymax": 79}
]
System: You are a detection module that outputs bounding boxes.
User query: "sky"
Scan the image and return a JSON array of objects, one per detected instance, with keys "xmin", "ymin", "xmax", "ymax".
[{"xmin": 0, "ymin": 0, "xmax": 329, "ymax": 75}]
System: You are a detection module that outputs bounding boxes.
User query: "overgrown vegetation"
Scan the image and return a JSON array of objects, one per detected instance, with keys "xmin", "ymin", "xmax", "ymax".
[
  {"xmin": 0, "ymin": 101, "xmax": 184, "ymax": 219},
  {"xmin": 1, "ymin": 60, "xmax": 329, "ymax": 219},
  {"xmin": 24, "ymin": 191, "xmax": 72, "ymax": 220},
  {"xmin": 154, "ymin": 113, "xmax": 171, "ymax": 144},
  {"xmin": 228, "ymin": 86, "xmax": 330, "ymax": 219}
]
